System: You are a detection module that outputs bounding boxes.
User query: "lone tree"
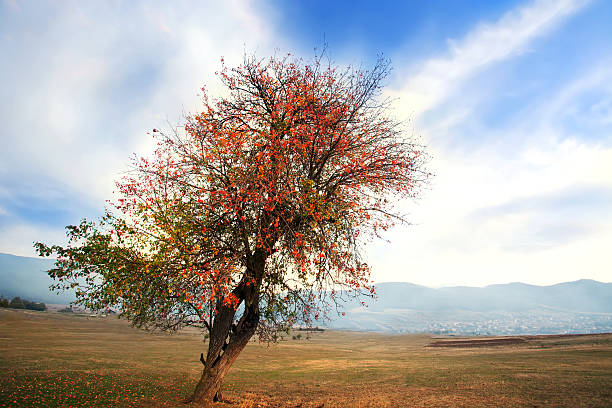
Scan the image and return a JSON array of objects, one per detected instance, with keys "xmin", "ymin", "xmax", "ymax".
[{"xmin": 35, "ymin": 52, "xmax": 428, "ymax": 404}]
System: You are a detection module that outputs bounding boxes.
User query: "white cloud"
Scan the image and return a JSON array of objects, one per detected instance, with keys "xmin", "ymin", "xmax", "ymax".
[
  {"xmin": 370, "ymin": 86, "xmax": 612, "ymax": 285},
  {"xmin": 369, "ymin": 0, "xmax": 612, "ymax": 286},
  {"xmin": 538, "ymin": 64, "xmax": 612, "ymax": 137},
  {"xmin": 0, "ymin": 1, "xmax": 284, "ymax": 256},
  {"xmin": 389, "ymin": 0, "xmax": 590, "ymax": 117},
  {"xmin": 2, "ymin": 0, "xmax": 609, "ymax": 289},
  {"xmin": 0, "ymin": 222, "xmax": 67, "ymax": 258},
  {"xmin": 0, "ymin": 1, "xmax": 278, "ymax": 200}
]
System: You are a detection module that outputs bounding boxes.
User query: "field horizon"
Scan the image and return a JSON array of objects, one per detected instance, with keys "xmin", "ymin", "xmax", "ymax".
[
  {"xmin": 1, "ymin": 308, "xmax": 611, "ymax": 407},
  {"xmin": 3, "ymin": 251, "xmax": 612, "ymax": 337}
]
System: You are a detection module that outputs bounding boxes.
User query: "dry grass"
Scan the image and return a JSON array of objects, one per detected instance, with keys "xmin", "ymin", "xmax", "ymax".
[{"xmin": 1, "ymin": 308, "xmax": 611, "ymax": 407}]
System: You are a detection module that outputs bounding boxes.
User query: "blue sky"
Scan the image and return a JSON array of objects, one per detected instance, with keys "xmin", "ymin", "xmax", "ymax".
[{"xmin": 1, "ymin": 0, "xmax": 610, "ymax": 287}]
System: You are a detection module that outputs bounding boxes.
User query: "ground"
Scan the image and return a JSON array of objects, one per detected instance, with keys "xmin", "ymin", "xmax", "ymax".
[{"xmin": 1, "ymin": 308, "xmax": 611, "ymax": 407}]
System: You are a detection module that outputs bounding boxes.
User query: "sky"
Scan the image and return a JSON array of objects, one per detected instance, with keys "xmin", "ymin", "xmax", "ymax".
[{"xmin": 1, "ymin": 0, "xmax": 610, "ymax": 287}]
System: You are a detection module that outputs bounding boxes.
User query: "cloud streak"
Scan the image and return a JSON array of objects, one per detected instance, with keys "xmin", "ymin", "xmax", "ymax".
[
  {"xmin": 369, "ymin": 0, "xmax": 611, "ymax": 286},
  {"xmin": 0, "ymin": 0, "xmax": 609, "ymax": 287},
  {"xmin": 391, "ymin": 0, "xmax": 590, "ymax": 115}
]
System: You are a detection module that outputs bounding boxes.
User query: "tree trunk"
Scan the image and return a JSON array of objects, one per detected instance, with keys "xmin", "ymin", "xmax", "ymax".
[{"xmin": 190, "ymin": 292, "xmax": 260, "ymax": 405}]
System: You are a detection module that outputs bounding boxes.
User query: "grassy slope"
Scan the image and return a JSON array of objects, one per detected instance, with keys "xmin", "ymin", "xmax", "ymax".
[{"xmin": 0, "ymin": 309, "xmax": 611, "ymax": 407}]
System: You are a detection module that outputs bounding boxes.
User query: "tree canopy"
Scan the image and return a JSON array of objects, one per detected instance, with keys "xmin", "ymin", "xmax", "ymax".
[{"xmin": 35, "ymin": 52, "xmax": 428, "ymax": 403}]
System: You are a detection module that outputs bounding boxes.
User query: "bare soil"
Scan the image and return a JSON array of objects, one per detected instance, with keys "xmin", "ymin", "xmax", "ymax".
[{"xmin": 429, "ymin": 332, "xmax": 612, "ymax": 348}]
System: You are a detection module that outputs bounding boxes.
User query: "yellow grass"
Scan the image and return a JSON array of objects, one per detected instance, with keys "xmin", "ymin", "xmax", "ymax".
[{"xmin": 1, "ymin": 309, "xmax": 611, "ymax": 407}]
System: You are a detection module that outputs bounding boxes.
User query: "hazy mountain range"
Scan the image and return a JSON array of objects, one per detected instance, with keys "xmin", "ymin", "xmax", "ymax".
[
  {"xmin": 0, "ymin": 252, "xmax": 74, "ymax": 304},
  {"xmin": 1, "ymin": 252, "xmax": 610, "ymax": 335},
  {"xmin": 328, "ymin": 280, "xmax": 612, "ymax": 334},
  {"xmin": 341, "ymin": 280, "xmax": 612, "ymax": 314}
]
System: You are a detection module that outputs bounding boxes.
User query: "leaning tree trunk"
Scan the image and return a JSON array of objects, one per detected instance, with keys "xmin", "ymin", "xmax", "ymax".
[{"xmin": 191, "ymin": 291, "xmax": 260, "ymax": 405}]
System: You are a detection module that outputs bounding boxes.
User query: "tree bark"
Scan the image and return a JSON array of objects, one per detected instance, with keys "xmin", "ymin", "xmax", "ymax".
[{"xmin": 190, "ymin": 287, "xmax": 260, "ymax": 404}]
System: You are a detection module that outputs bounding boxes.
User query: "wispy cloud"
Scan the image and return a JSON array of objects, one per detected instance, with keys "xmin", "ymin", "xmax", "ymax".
[
  {"xmin": 0, "ymin": 0, "xmax": 280, "ymax": 256},
  {"xmin": 0, "ymin": 0, "xmax": 609, "ymax": 288},
  {"xmin": 538, "ymin": 64, "xmax": 612, "ymax": 141},
  {"xmin": 390, "ymin": 0, "xmax": 590, "ymax": 116},
  {"xmin": 369, "ymin": 0, "xmax": 612, "ymax": 286}
]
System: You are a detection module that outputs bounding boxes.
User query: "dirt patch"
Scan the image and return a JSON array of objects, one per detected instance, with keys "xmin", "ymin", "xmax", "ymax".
[
  {"xmin": 427, "ymin": 333, "xmax": 612, "ymax": 348},
  {"xmin": 522, "ymin": 333, "xmax": 612, "ymax": 340},
  {"xmin": 427, "ymin": 337, "xmax": 527, "ymax": 348}
]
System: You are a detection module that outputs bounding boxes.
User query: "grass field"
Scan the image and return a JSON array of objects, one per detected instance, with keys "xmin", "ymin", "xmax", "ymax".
[{"xmin": 1, "ymin": 309, "xmax": 611, "ymax": 407}]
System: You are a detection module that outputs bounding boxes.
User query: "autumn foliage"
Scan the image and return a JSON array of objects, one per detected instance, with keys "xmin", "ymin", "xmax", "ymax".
[{"xmin": 36, "ymin": 52, "xmax": 428, "ymax": 403}]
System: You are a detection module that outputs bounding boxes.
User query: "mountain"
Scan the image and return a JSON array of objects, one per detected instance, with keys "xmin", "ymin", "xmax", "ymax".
[
  {"xmin": 359, "ymin": 280, "xmax": 612, "ymax": 313},
  {"xmin": 0, "ymin": 252, "xmax": 75, "ymax": 304},
  {"xmin": 328, "ymin": 280, "xmax": 612, "ymax": 334},
  {"xmin": 2, "ymin": 251, "xmax": 610, "ymax": 335}
]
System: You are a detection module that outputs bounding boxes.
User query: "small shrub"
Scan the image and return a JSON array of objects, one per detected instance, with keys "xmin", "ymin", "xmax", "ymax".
[
  {"xmin": 25, "ymin": 301, "xmax": 47, "ymax": 311},
  {"xmin": 9, "ymin": 297, "xmax": 25, "ymax": 309},
  {"xmin": 6, "ymin": 297, "xmax": 47, "ymax": 311}
]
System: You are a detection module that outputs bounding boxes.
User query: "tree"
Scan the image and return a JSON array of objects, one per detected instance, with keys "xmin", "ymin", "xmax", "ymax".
[
  {"xmin": 9, "ymin": 297, "xmax": 25, "ymax": 309},
  {"xmin": 35, "ymin": 52, "xmax": 428, "ymax": 405},
  {"xmin": 24, "ymin": 300, "xmax": 47, "ymax": 311}
]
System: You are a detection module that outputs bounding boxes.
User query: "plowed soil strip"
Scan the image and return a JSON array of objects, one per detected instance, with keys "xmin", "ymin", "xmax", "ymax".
[{"xmin": 428, "ymin": 337, "xmax": 527, "ymax": 347}]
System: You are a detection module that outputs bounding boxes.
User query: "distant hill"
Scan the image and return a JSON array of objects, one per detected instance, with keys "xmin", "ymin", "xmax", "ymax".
[
  {"xmin": 354, "ymin": 280, "xmax": 612, "ymax": 313},
  {"xmin": 2, "ymin": 251, "xmax": 610, "ymax": 335},
  {"xmin": 0, "ymin": 252, "xmax": 75, "ymax": 304},
  {"xmin": 328, "ymin": 280, "xmax": 612, "ymax": 334}
]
